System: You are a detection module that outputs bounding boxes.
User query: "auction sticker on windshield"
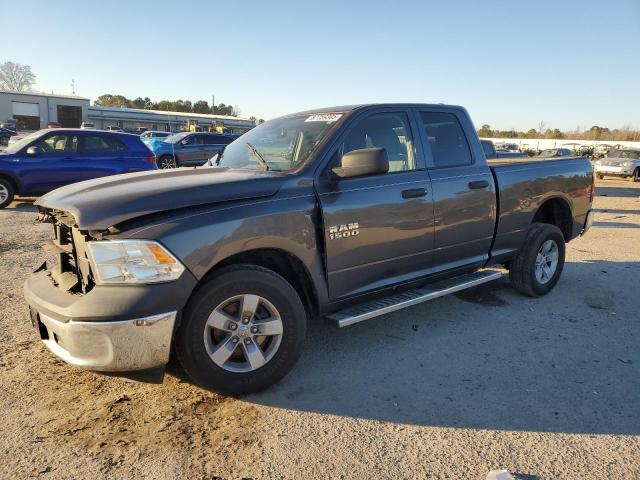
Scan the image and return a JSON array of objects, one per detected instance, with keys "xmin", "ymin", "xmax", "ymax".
[{"xmin": 305, "ymin": 113, "xmax": 342, "ymax": 123}]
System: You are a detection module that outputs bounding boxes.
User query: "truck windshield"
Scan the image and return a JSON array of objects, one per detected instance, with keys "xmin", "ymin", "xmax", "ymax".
[
  {"xmin": 217, "ymin": 113, "xmax": 343, "ymax": 172},
  {"xmin": 608, "ymin": 150, "xmax": 639, "ymax": 159}
]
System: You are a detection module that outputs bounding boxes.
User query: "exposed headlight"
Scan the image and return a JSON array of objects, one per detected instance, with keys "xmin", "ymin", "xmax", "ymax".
[
  {"xmin": 86, "ymin": 240, "xmax": 185, "ymax": 284},
  {"xmin": 621, "ymin": 161, "xmax": 630, "ymax": 167}
]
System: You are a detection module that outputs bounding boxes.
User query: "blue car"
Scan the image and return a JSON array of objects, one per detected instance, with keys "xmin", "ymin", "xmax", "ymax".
[
  {"xmin": 148, "ymin": 132, "xmax": 236, "ymax": 169},
  {"xmin": 0, "ymin": 129, "xmax": 157, "ymax": 208}
]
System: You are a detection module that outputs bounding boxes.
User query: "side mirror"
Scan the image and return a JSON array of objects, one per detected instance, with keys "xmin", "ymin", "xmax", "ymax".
[
  {"xmin": 26, "ymin": 146, "xmax": 44, "ymax": 155},
  {"xmin": 331, "ymin": 147, "xmax": 389, "ymax": 179}
]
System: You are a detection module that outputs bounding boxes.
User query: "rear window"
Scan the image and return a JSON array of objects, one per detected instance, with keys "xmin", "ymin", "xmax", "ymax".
[
  {"xmin": 82, "ymin": 135, "xmax": 127, "ymax": 153},
  {"xmin": 419, "ymin": 112, "xmax": 472, "ymax": 167}
]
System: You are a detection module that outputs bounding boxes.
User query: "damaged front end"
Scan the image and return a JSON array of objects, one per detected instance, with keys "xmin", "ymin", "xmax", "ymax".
[{"xmin": 37, "ymin": 208, "xmax": 99, "ymax": 294}]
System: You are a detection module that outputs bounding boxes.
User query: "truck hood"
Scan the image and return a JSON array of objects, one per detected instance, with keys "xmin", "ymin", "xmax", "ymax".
[{"xmin": 36, "ymin": 167, "xmax": 287, "ymax": 230}]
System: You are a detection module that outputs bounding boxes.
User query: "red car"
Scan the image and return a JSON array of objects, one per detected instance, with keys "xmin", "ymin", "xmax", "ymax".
[{"xmin": 46, "ymin": 122, "xmax": 62, "ymax": 129}]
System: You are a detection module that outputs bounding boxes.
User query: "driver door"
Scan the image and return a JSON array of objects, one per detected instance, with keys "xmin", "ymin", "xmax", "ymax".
[
  {"xmin": 17, "ymin": 133, "xmax": 80, "ymax": 194},
  {"xmin": 315, "ymin": 110, "xmax": 435, "ymax": 300}
]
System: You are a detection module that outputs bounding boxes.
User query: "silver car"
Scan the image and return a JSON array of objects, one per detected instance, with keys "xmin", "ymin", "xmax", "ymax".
[{"xmin": 594, "ymin": 148, "xmax": 640, "ymax": 182}]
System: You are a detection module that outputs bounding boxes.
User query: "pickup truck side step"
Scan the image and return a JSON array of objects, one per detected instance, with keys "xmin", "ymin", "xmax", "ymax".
[{"xmin": 326, "ymin": 270, "xmax": 503, "ymax": 328}]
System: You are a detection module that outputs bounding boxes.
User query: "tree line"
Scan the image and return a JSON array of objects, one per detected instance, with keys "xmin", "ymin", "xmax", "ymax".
[
  {"xmin": 478, "ymin": 123, "xmax": 640, "ymax": 142},
  {"xmin": 94, "ymin": 94, "xmax": 240, "ymax": 117}
]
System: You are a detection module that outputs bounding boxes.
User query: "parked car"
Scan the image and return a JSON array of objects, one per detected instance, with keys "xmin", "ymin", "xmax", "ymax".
[
  {"xmin": 148, "ymin": 131, "xmax": 236, "ymax": 168},
  {"xmin": 0, "ymin": 127, "xmax": 17, "ymax": 146},
  {"xmin": 140, "ymin": 130, "xmax": 173, "ymax": 140},
  {"xmin": 135, "ymin": 127, "xmax": 148, "ymax": 134},
  {"xmin": 536, "ymin": 148, "xmax": 573, "ymax": 158},
  {"xmin": 106, "ymin": 126, "xmax": 124, "ymax": 132},
  {"xmin": 0, "ymin": 120, "xmax": 18, "ymax": 131},
  {"xmin": 494, "ymin": 142, "xmax": 520, "ymax": 152},
  {"xmin": 481, "ymin": 140, "xmax": 529, "ymax": 159},
  {"xmin": 593, "ymin": 148, "xmax": 640, "ymax": 181},
  {"xmin": 47, "ymin": 122, "xmax": 62, "ymax": 129},
  {"xmin": 24, "ymin": 103, "xmax": 595, "ymax": 394},
  {"xmin": 80, "ymin": 122, "xmax": 95, "ymax": 129},
  {"xmin": 0, "ymin": 129, "xmax": 157, "ymax": 208}
]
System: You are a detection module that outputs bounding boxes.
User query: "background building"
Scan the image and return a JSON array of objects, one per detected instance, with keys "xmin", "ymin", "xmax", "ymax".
[
  {"xmin": 0, "ymin": 90, "xmax": 89, "ymax": 129},
  {"xmin": 0, "ymin": 90, "xmax": 256, "ymax": 134},
  {"xmin": 87, "ymin": 106, "xmax": 255, "ymax": 134}
]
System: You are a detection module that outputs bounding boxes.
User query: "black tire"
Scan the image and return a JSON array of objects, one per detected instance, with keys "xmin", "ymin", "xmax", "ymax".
[
  {"xmin": 596, "ymin": 174, "xmax": 604, "ymax": 180},
  {"xmin": 157, "ymin": 155, "xmax": 178, "ymax": 169},
  {"xmin": 508, "ymin": 222, "xmax": 566, "ymax": 297},
  {"xmin": 632, "ymin": 168, "xmax": 640, "ymax": 183},
  {"xmin": 175, "ymin": 265, "xmax": 307, "ymax": 395},
  {"xmin": 0, "ymin": 177, "xmax": 15, "ymax": 209}
]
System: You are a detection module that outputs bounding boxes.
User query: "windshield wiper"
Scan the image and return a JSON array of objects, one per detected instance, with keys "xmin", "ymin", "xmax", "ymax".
[{"xmin": 246, "ymin": 142, "xmax": 269, "ymax": 171}]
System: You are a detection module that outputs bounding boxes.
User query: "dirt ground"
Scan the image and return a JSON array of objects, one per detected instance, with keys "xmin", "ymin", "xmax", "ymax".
[{"xmin": 0, "ymin": 178, "xmax": 638, "ymax": 480}]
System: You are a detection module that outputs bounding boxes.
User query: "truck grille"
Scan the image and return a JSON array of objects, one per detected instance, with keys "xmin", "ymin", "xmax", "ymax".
[{"xmin": 49, "ymin": 222, "xmax": 93, "ymax": 293}]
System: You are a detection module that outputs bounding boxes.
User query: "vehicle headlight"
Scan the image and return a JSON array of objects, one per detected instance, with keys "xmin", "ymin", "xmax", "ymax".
[
  {"xmin": 621, "ymin": 161, "xmax": 630, "ymax": 167},
  {"xmin": 86, "ymin": 240, "xmax": 185, "ymax": 284},
  {"xmin": 594, "ymin": 160, "xmax": 601, "ymax": 165}
]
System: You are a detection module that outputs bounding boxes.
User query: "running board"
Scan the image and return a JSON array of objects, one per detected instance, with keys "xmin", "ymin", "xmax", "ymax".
[{"xmin": 326, "ymin": 270, "xmax": 502, "ymax": 328}]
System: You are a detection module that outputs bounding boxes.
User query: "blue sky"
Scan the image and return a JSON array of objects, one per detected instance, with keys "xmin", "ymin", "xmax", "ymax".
[{"xmin": 4, "ymin": 0, "xmax": 639, "ymax": 130}]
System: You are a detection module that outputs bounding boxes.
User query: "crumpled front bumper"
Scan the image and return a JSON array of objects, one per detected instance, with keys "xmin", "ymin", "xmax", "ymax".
[
  {"xmin": 34, "ymin": 311, "xmax": 177, "ymax": 371},
  {"xmin": 24, "ymin": 268, "xmax": 197, "ymax": 372}
]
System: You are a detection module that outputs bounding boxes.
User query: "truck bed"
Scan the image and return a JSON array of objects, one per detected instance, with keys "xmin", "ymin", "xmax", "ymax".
[{"xmin": 488, "ymin": 156, "xmax": 593, "ymax": 262}]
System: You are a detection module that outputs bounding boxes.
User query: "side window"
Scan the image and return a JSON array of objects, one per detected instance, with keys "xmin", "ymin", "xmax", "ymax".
[
  {"xmin": 215, "ymin": 135, "xmax": 234, "ymax": 145},
  {"xmin": 339, "ymin": 112, "xmax": 416, "ymax": 173},
  {"xmin": 419, "ymin": 112, "xmax": 472, "ymax": 167},
  {"xmin": 34, "ymin": 134, "xmax": 78, "ymax": 153},
  {"xmin": 183, "ymin": 135, "xmax": 203, "ymax": 146},
  {"xmin": 83, "ymin": 135, "xmax": 126, "ymax": 153}
]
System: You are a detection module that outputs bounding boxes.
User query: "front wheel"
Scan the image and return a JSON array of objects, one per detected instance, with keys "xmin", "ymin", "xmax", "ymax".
[
  {"xmin": 508, "ymin": 223, "xmax": 566, "ymax": 297},
  {"xmin": 596, "ymin": 174, "xmax": 604, "ymax": 180},
  {"xmin": 175, "ymin": 265, "xmax": 307, "ymax": 395},
  {"xmin": 632, "ymin": 168, "xmax": 640, "ymax": 183},
  {"xmin": 0, "ymin": 178, "xmax": 15, "ymax": 209}
]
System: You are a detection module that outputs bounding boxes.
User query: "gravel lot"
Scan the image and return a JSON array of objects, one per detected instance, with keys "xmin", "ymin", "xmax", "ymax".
[{"xmin": 0, "ymin": 178, "xmax": 638, "ymax": 480}]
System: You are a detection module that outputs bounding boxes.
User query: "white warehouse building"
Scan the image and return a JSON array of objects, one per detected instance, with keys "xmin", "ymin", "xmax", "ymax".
[{"xmin": 0, "ymin": 90, "xmax": 256, "ymax": 134}]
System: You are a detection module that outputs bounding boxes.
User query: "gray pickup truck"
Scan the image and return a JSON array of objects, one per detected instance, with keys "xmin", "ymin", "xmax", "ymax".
[{"xmin": 24, "ymin": 104, "xmax": 595, "ymax": 394}]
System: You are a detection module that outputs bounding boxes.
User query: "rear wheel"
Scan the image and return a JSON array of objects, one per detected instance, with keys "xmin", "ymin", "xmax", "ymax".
[
  {"xmin": 508, "ymin": 223, "xmax": 565, "ymax": 297},
  {"xmin": 175, "ymin": 265, "xmax": 307, "ymax": 395},
  {"xmin": 596, "ymin": 174, "xmax": 604, "ymax": 180},
  {"xmin": 0, "ymin": 178, "xmax": 15, "ymax": 209},
  {"xmin": 157, "ymin": 155, "xmax": 178, "ymax": 169}
]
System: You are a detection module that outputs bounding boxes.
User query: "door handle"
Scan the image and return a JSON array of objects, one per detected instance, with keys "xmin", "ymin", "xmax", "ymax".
[
  {"xmin": 401, "ymin": 188, "xmax": 427, "ymax": 199},
  {"xmin": 468, "ymin": 180, "xmax": 489, "ymax": 189}
]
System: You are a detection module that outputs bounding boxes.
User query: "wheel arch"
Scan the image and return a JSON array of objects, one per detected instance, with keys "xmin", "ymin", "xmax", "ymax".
[
  {"xmin": 0, "ymin": 172, "xmax": 20, "ymax": 195},
  {"xmin": 197, "ymin": 248, "xmax": 319, "ymax": 320},
  {"xmin": 532, "ymin": 196, "xmax": 573, "ymax": 241}
]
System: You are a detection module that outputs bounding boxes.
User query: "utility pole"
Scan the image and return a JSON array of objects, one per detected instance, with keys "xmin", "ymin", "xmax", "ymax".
[
  {"xmin": 71, "ymin": 79, "xmax": 76, "ymax": 95},
  {"xmin": 211, "ymin": 94, "xmax": 215, "ymax": 113}
]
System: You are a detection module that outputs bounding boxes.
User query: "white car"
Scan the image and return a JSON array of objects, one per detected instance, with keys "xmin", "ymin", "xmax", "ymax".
[
  {"xmin": 594, "ymin": 148, "xmax": 640, "ymax": 182},
  {"xmin": 80, "ymin": 122, "xmax": 95, "ymax": 129}
]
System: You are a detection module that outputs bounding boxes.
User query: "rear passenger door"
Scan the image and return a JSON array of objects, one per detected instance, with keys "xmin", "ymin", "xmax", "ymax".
[
  {"xmin": 316, "ymin": 109, "xmax": 435, "ymax": 300},
  {"xmin": 414, "ymin": 108, "xmax": 496, "ymax": 272},
  {"xmin": 203, "ymin": 134, "xmax": 232, "ymax": 160},
  {"xmin": 178, "ymin": 134, "xmax": 205, "ymax": 165},
  {"xmin": 75, "ymin": 133, "xmax": 129, "ymax": 181}
]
